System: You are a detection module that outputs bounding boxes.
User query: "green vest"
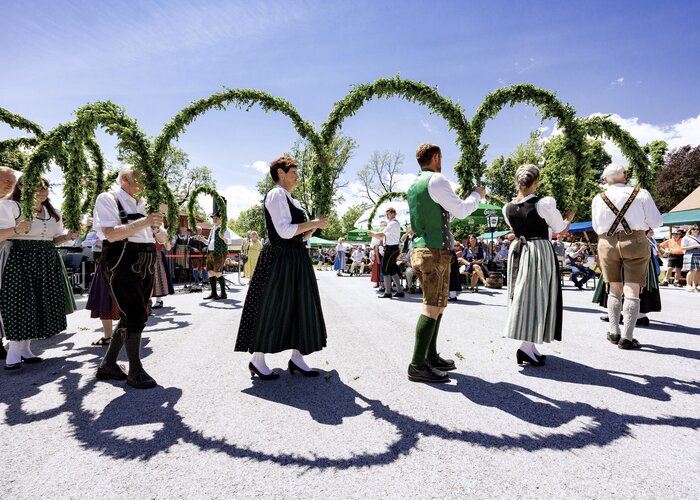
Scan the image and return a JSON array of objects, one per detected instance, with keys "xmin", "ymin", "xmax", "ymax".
[
  {"xmin": 212, "ymin": 226, "xmax": 228, "ymax": 255},
  {"xmin": 407, "ymin": 169, "xmax": 451, "ymax": 249}
]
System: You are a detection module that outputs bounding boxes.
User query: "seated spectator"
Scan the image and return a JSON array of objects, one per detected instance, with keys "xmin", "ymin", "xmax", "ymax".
[
  {"xmin": 566, "ymin": 241, "xmax": 595, "ymax": 289},
  {"xmin": 461, "ymin": 234, "xmax": 487, "ymax": 291},
  {"xmin": 350, "ymin": 246, "xmax": 366, "ymax": 275},
  {"xmin": 551, "ymin": 234, "xmax": 566, "ymax": 266}
]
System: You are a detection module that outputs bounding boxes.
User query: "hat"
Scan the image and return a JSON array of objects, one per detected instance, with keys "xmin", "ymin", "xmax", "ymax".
[
  {"xmin": 210, "ymin": 212, "xmax": 222, "ymax": 218},
  {"xmin": 672, "ymin": 228, "xmax": 683, "ymax": 234}
]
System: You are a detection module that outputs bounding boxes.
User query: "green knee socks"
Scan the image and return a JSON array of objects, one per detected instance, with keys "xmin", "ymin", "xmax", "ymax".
[
  {"xmin": 427, "ymin": 314, "xmax": 443, "ymax": 363},
  {"xmin": 411, "ymin": 314, "xmax": 437, "ymax": 370}
]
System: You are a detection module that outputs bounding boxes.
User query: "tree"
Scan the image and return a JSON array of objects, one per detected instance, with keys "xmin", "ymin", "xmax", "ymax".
[
  {"xmin": 322, "ymin": 211, "xmax": 344, "ymax": 240},
  {"xmin": 484, "ymin": 130, "xmax": 543, "ymax": 203},
  {"xmin": 356, "ymin": 150, "xmax": 405, "ymax": 204},
  {"xmin": 643, "ymin": 140, "xmax": 668, "ymax": 196},
  {"xmin": 230, "ymin": 204, "xmax": 265, "ymax": 238},
  {"xmin": 0, "ymin": 147, "xmax": 28, "ymax": 171},
  {"xmin": 655, "ymin": 145, "xmax": 700, "ymax": 212},
  {"xmin": 341, "ymin": 203, "xmax": 371, "ymax": 233}
]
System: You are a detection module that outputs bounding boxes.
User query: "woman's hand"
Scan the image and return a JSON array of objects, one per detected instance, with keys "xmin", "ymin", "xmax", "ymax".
[
  {"xmin": 15, "ymin": 220, "xmax": 32, "ymax": 234},
  {"xmin": 314, "ymin": 216, "xmax": 329, "ymax": 229}
]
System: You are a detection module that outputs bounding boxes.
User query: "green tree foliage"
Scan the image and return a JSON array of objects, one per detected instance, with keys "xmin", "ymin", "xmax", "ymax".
[
  {"xmin": 230, "ymin": 204, "xmax": 266, "ymax": 238},
  {"xmin": 643, "ymin": 140, "xmax": 668, "ymax": 196},
  {"xmin": 322, "ymin": 211, "xmax": 344, "ymax": 240},
  {"xmin": 485, "ymin": 130, "xmax": 544, "ymax": 203},
  {"xmin": 341, "ymin": 203, "xmax": 371, "ymax": 233},
  {"xmin": 654, "ymin": 145, "xmax": 700, "ymax": 212}
]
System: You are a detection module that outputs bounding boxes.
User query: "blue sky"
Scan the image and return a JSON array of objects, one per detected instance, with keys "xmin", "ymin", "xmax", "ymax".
[{"xmin": 1, "ymin": 0, "xmax": 699, "ymax": 218}]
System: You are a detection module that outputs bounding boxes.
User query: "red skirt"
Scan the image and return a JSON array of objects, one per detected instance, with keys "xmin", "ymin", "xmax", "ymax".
[{"xmin": 371, "ymin": 259, "xmax": 380, "ymax": 282}]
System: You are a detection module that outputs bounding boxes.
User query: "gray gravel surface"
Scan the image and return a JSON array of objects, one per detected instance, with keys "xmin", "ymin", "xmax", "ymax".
[{"xmin": 1, "ymin": 272, "xmax": 699, "ymax": 499}]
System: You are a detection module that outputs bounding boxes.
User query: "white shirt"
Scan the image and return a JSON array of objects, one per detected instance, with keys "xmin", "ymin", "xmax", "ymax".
[
  {"xmin": 502, "ymin": 194, "xmax": 568, "ymax": 234},
  {"xmin": 0, "ymin": 201, "xmax": 65, "ymax": 241},
  {"xmin": 591, "ymin": 184, "xmax": 663, "ymax": 235},
  {"xmin": 370, "ymin": 236, "xmax": 382, "ymax": 247},
  {"xmin": 427, "ymin": 173, "xmax": 481, "ymax": 219},
  {"xmin": 265, "ymin": 185, "xmax": 306, "ymax": 240},
  {"xmin": 381, "ymin": 218, "xmax": 402, "ymax": 246},
  {"xmin": 207, "ymin": 225, "xmax": 232, "ymax": 251},
  {"xmin": 93, "ymin": 188, "xmax": 155, "ymax": 243},
  {"xmin": 351, "ymin": 249, "xmax": 365, "ymax": 261}
]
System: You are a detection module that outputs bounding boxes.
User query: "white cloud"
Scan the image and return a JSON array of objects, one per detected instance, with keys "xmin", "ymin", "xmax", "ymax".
[
  {"xmin": 242, "ymin": 160, "xmax": 269, "ymax": 174},
  {"xmin": 421, "ymin": 120, "xmax": 433, "ymax": 133},
  {"xmin": 610, "ymin": 77, "xmax": 625, "ymax": 87},
  {"xmin": 220, "ymin": 184, "xmax": 263, "ymax": 220}
]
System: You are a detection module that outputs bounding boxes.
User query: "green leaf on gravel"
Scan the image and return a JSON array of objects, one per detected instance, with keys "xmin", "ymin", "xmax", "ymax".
[{"xmin": 455, "ymin": 352, "xmax": 465, "ymax": 361}]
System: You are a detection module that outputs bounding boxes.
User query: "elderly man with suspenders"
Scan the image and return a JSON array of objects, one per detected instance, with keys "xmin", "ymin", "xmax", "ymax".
[
  {"xmin": 92, "ymin": 168, "xmax": 168, "ymax": 388},
  {"xmin": 592, "ymin": 164, "xmax": 663, "ymax": 350}
]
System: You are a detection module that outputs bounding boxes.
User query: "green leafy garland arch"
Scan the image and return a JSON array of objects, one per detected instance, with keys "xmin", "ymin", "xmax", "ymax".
[
  {"xmin": 0, "ymin": 107, "xmax": 44, "ymax": 170},
  {"xmin": 187, "ymin": 185, "xmax": 227, "ymax": 233},
  {"xmin": 321, "ymin": 76, "xmax": 477, "ymax": 194},
  {"xmin": 366, "ymin": 191, "xmax": 407, "ymax": 230}
]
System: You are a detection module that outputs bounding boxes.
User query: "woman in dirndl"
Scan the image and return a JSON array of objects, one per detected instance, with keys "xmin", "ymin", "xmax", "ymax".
[
  {"xmin": 85, "ymin": 236, "xmax": 121, "ymax": 345},
  {"xmin": 681, "ymin": 225, "xmax": 700, "ymax": 292},
  {"xmin": 0, "ymin": 178, "xmax": 78, "ymax": 370},
  {"xmin": 503, "ymin": 164, "xmax": 573, "ymax": 367},
  {"xmin": 243, "ymin": 230, "xmax": 262, "ymax": 277},
  {"xmin": 333, "ymin": 237, "xmax": 347, "ymax": 276},
  {"xmin": 235, "ymin": 157, "xmax": 329, "ymax": 380},
  {"xmin": 152, "ymin": 239, "xmax": 174, "ymax": 309}
]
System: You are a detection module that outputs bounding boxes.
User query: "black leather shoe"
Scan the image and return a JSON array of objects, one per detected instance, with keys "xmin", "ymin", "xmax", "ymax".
[
  {"xmin": 204, "ymin": 293, "xmax": 219, "ymax": 300},
  {"xmin": 447, "ymin": 297, "xmax": 458, "ymax": 302},
  {"xmin": 21, "ymin": 356, "xmax": 43, "ymax": 364},
  {"xmin": 288, "ymin": 360, "xmax": 319, "ymax": 377},
  {"xmin": 96, "ymin": 363, "xmax": 128, "ymax": 381},
  {"xmin": 427, "ymin": 356, "xmax": 456, "ymax": 371},
  {"xmin": 607, "ymin": 332, "xmax": 621, "ymax": 345},
  {"xmin": 248, "ymin": 362, "xmax": 280, "ymax": 380},
  {"xmin": 407, "ymin": 364, "xmax": 449, "ymax": 383},
  {"xmin": 516, "ymin": 349, "xmax": 544, "ymax": 367},
  {"xmin": 535, "ymin": 353, "xmax": 547, "ymax": 362},
  {"xmin": 636, "ymin": 316, "xmax": 650, "ymax": 326},
  {"xmin": 618, "ymin": 338, "xmax": 642, "ymax": 350},
  {"xmin": 126, "ymin": 369, "xmax": 157, "ymax": 389},
  {"xmin": 392, "ymin": 292, "xmax": 405, "ymax": 298},
  {"xmin": 4, "ymin": 362, "xmax": 21, "ymax": 371},
  {"xmin": 379, "ymin": 293, "xmax": 393, "ymax": 299}
]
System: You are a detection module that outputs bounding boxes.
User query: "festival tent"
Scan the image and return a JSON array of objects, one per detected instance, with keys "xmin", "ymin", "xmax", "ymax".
[
  {"xmin": 480, "ymin": 230, "xmax": 509, "ymax": 241},
  {"xmin": 345, "ymin": 228, "xmax": 370, "ymax": 242},
  {"xmin": 308, "ymin": 236, "xmax": 336, "ymax": 247},
  {"xmin": 567, "ymin": 221, "xmax": 594, "ymax": 234},
  {"xmin": 670, "ymin": 185, "xmax": 700, "ymax": 212},
  {"xmin": 662, "ymin": 209, "xmax": 700, "ymax": 226},
  {"xmin": 454, "ymin": 203, "xmax": 503, "ymax": 226}
]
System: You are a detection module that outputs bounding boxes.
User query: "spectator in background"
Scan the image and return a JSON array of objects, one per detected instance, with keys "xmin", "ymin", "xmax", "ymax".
[
  {"xmin": 566, "ymin": 241, "xmax": 595, "ymax": 289},
  {"xmin": 659, "ymin": 229, "xmax": 685, "ymax": 286},
  {"xmin": 350, "ymin": 246, "xmax": 366, "ymax": 275},
  {"xmin": 551, "ymin": 233, "xmax": 566, "ymax": 265},
  {"xmin": 681, "ymin": 225, "xmax": 700, "ymax": 292}
]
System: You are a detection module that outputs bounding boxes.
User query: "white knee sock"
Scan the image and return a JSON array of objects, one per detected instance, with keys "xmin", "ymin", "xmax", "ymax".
[
  {"xmin": 6, "ymin": 340, "xmax": 22, "ymax": 365},
  {"xmin": 18, "ymin": 340, "xmax": 35, "ymax": 358},
  {"xmin": 607, "ymin": 294, "xmax": 622, "ymax": 336},
  {"xmin": 531, "ymin": 343, "xmax": 542, "ymax": 356},
  {"xmin": 290, "ymin": 349, "xmax": 311, "ymax": 371},
  {"xmin": 449, "ymin": 291, "xmax": 457, "ymax": 299},
  {"xmin": 622, "ymin": 298, "xmax": 640, "ymax": 341},
  {"xmin": 251, "ymin": 352, "xmax": 272, "ymax": 375},
  {"xmin": 519, "ymin": 341, "xmax": 536, "ymax": 357}
]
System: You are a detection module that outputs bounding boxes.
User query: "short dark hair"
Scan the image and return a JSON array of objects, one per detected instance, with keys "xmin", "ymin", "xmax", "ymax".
[
  {"xmin": 416, "ymin": 143, "xmax": 441, "ymax": 167},
  {"xmin": 385, "ymin": 207, "xmax": 396, "ymax": 215},
  {"xmin": 269, "ymin": 156, "xmax": 297, "ymax": 182}
]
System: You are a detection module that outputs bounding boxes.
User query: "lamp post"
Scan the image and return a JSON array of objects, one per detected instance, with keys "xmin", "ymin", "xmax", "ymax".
[{"xmin": 485, "ymin": 210, "xmax": 500, "ymax": 271}]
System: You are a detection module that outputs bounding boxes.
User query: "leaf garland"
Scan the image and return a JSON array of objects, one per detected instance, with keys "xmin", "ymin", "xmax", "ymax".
[
  {"xmin": 366, "ymin": 191, "xmax": 407, "ymax": 230},
  {"xmin": 187, "ymin": 185, "xmax": 227, "ymax": 232}
]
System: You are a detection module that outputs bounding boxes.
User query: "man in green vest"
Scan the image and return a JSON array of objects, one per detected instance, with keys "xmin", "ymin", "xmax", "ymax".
[
  {"xmin": 204, "ymin": 212, "xmax": 232, "ymax": 300},
  {"xmin": 406, "ymin": 143, "xmax": 485, "ymax": 383}
]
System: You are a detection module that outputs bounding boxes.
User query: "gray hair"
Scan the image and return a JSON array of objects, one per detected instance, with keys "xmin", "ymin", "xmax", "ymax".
[
  {"xmin": 119, "ymin": 166, "xmax": 136, "ymax": 184},
  {"xmin": 515, "ymin": 164, "xmax": 540, "ymax": 190},
  {"xmin": 601, "ymin": 163, "xmax": 627, "ymax": 183}
]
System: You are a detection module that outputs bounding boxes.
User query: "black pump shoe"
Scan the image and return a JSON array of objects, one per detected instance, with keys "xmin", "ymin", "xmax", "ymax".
[
  {"xmin": 516, "ymin": 349, "xmax": 545, "ymax": 367},
  {"xmin": 249, "ymin": 362, "xmax": 280, "ymax": 380},
  {"xmin": 288, "ymin": 360, "xmax": 320, "ymax": 377},
  {"xmin": 4, "ymin": 362, "xmax": 21, "ymax": 371}
]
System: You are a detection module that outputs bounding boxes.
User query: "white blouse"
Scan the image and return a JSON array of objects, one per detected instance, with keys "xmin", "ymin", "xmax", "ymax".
[
  {"xmin": 502, "ymin": 194, "xmax": 568, "ymax": 234},
  {"xmin": 0, "ymin": 200, "xmax": 65, "ymax": 241},
  {"xmin": 265, "ymin": 185, "xmax": 305, "ymax": 240}
]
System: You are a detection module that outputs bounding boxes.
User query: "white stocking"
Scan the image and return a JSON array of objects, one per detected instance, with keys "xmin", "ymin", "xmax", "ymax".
[
  {"xmin": 6, "ymin": 340, "xmax": 22, "ymax": 365},
  {"xmin": 18, "ymin": 340, "xmax": 35, "ymax": 358},
  {"xmin": 519, "ymin": 341, "xmax": 536, "ymax": 358},
  {"xmin": 251, "ymin": 352, "xmax": 272, "ymax": 375},
  {"xmin": 530, "ymin": 343, "xmax": 542, "ymax": 356},
  {"xmin": 290, "ymin": 349, "xmax": 311, "ymax": 371}
]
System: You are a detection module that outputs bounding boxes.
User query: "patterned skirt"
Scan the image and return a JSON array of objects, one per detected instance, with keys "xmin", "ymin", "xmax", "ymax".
[
  {"xmin": 153, "ymin": 251, "xmax": 174, "ymax": 297},
  {"xmin": 86, "ymin": 262, "xmax": 121, "ymax": 320},
  {"xmin": 235, "ymin": 242, "xmax": 327, "ymax": 355},
  {"xmin": 0, "ymin": 240, "xmax": 67, "ymax": 341},
  {"xmin": 683, "ymin": 252, "xmax": 700, "ymax": 272},
  {"xmin": 593, "ymin": 255, "xmax": 661, "ymax": 313},
  {"xmin": 505, "ymin": 238, "xmax": 562, "ymax": 344}
]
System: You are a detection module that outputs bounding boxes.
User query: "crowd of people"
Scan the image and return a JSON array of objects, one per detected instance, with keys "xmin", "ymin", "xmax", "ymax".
[{"xmin": 1, "ymin": 141, "xmax": 698, "ymax": 388}]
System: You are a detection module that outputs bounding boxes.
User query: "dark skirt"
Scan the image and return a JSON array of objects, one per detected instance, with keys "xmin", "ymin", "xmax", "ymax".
[
  {"xmin": 0, "ymin": 240, "xmax": 67, "ymax": 341},
  {"xmin": 235, "ymin": 242, "xmax": 327, "ymax": 355},
  {"xmin": 593, "ymin": 256, "xmax": 661, "ymax": 313},
  {"xmin": 86, "ymin": 263, "xmax": 120, "ymax": 320},
  {"xmin": 449, "ymin": 250, "xmax": 462, "ymax": 292}
]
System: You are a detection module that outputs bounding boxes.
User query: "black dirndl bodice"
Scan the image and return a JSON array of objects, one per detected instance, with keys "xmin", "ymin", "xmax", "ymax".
[
  {"xmin": 504, "ymin": 197, "xmax": 549, "ymax": 239},
  {"xmin": 235, "ymin": 189, "xmax": 327, "ymax": 354}
]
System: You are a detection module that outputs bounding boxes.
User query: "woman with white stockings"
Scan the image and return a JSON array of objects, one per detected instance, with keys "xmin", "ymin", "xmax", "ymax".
[
  {"xmin": 234, "ymin": 157, "xmax": 329, "ymax": 380},
  {"xmin": 503, "ymin": 165, "xmax": 573, "ymax": 367}
]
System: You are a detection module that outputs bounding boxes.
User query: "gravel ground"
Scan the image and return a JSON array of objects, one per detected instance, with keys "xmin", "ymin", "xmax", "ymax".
[{"xmin": 1, "ymin": 271, "xmax": 698, "ymax": 499}]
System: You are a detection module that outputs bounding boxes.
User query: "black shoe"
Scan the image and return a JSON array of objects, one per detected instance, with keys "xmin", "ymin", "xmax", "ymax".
[
  {"xmin": 373, "ymin": 284, "xmax": 380, "ymax": 288},
  {"xmin": 407, "ymin": 364, "xmax": 449, "ymax": 383},
  {"xmin": 96, "ymin": 363, "xmax": 128, "ymax": 381},
  {"xmin": 248, "ymin": 362, "xmax": 280, "ymax": 380},
  {"xmin": 447, "ymin": 296, "xmax": 457, "ymax": 302},
  {"xmin": 21, "ymin": 356, "xmax": 43, "ymax": 364},
  {"xmin": 204, "ymin": 277, "xmax": 218, "ymax": 299},
  {"xmin": 600, "ymin": 315, "xmax": 609, "ymax": 322},
  {"xmin": 218, "ymin": 277, "xmax": 227, "ymax": 299},
  {"xmin": 204, "ymin": 292, "xmax": 219, "ymax": 300},
  {"xmin": 574, "ymin": 283, "xmax": 584, "ymax": 290},
  {"xmin": 378, "ymin": 288, "xmax": 386, "ymax": 293},
  {"xmin": 516, "ymin": 349, "xmax": 544, "ymax": 367},
  {"xmin": 0, "ymin": 343, "xmax": 6, "ymax": 360},
  {"xmin": 126, "ymin": 369, "xmax": 157, "ymax": 389},
  {"xmin": 152, "ymin": 301, "xmax": 163, "ymax": 309},
  {"xmin": 636, "ymin": 316, "xmax": 650, "ymax": 326},
  {"xmin": 618, "ymin": 338, "xmax": 642, "ymax": 350},
  {"xmin": 427, "ymin": 356, "xmax": 456, "ymax": 371},
  {"xmin": 379, "ymin": 293, "xmax": 393, "ymax": 299},
  {"xmin": 4, "ymin": 362, "xmax": 21, "ymax": 371},
  {"xmin": 392, "ymin": 292, "xmax": 405, "ymax": 298},
  {"xmin": 607, "ymin": 332, "xmax": 621, "ymax": 345},
  {"xmin": 288, "ymin": 360, "xmax": 319, "ymax": 377}
]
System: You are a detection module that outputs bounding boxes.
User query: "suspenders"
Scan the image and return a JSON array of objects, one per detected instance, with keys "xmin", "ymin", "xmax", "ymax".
[
  {"xmin": 111, "ymin": 193, "xmax": 146, "ymax": 224},
  {"xmin": 600, "ymin": 186, "xmax": 640, "ymax": 237}
]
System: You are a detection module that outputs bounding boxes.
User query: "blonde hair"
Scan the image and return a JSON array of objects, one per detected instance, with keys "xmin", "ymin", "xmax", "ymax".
[{"xmin": 515, "ymin": 164, "xmax": 540, "ymax": 190}]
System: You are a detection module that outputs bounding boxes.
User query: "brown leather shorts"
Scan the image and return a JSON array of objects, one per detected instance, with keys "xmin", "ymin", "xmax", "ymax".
[
  {"xmin": 410, "ymin": 248, "xmax": 453, "ymax": 307},
  {"xmin": 205, "ymin": 253, "xmax": 226, "ymax": 272},
  {"xmin": 598, "ymin": 230, "xmax": 650, "ymax": 285}
]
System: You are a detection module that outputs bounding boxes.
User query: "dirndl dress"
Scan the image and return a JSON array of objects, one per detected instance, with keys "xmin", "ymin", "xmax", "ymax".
[
  {"xmin": 333, "ymin": 245, "xmax": 346, "ymax": 271},
  {"xmin": 235, "ymin": 188, "xmax": 327, "ymax": 355},
  {"xmin": 86, "ymin": 258, "xmax": 120, "ymax": 321},
  {"xmin": 152, "ymin": 248, "xmax": 174, "ymax": 298}
]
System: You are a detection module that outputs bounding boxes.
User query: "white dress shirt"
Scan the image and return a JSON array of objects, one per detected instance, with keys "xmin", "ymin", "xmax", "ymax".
[
  {"xmin": 502, "ymin": 194, "xmax": 568, "ymax": 234},
  {"xmin": 427, "ymin": 173, "xmax": 481, "ymax": 219},
  {"xmin": 351, "ymin": 249, "xmax": 365, "ymax": 261},
  {"xmin": 207, "ymin": 225, "xmax": 232, "ymax": 250},
  {"xmin": 591, "ymin": 184, "xmax": 663, "ymax": 235},
  {"xmin": 381, "ymin": 218, "xmax": 402, "ymax": 246},
  {"xmin": 93, "ymin": 188, "xmax": 155, "ymax": 243},
  {"xmin": 0, "ymin": 201, "xmax": 65, "ymax": 240},
  {"xmin": 265, "ymin": 185, "xmax": 306, "ymax": 240}
]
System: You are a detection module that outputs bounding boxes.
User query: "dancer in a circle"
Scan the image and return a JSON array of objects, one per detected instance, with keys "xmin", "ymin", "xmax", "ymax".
[
  {"xmin": 93, "ymin": 168, "xmax": 167, "ymax": 388},
  {"xmin": 406, "ymin": 143, "xmax": 484, "ymax": 383},
  {"xmin": 235, "ymin": 157, "xmax": 328, "ymax": 380},
  {"xmin": 503, "ymin": 164, "xmax": 573, "ymax": 367}
]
